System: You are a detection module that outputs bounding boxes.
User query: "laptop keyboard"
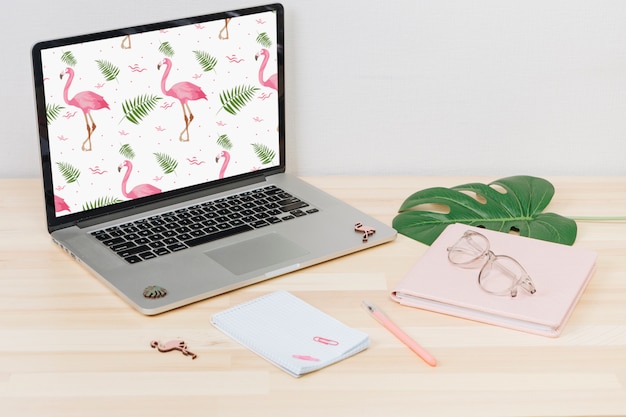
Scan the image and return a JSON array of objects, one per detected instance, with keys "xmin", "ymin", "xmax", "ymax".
[{"xmin": 90, "ymin": 185, "xmax": 319, "ymax": 264}]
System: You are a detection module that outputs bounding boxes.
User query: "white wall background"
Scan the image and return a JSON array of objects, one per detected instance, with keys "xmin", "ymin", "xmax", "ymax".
[{"xmin": 3, "ymin": 0, "xmax": 626, "ymax": 178}]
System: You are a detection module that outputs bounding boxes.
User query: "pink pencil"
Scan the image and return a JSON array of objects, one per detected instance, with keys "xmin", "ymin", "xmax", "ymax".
[{"xmin": 362, "ymin": 301, "xmax": 437, "ymax": 367}]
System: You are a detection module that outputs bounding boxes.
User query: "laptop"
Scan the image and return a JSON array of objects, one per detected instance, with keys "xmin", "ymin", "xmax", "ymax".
[{"xmin": 31, "ymin": 3, "xmax": 396, "ymax": 315}]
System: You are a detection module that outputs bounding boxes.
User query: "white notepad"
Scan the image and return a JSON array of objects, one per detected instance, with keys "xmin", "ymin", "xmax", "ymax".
[{"xmin": 211, "ymin": 291, "xmax": 370, "ymax": 377}]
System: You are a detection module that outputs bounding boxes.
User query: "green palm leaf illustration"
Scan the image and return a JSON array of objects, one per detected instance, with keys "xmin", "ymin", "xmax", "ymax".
[
  {"xmin": 251, "ymin": 143, "xmax": 276, "ymax": 165},
  {"xmin": 154, "ymin": 152, "xmax": 178, "ymax": 175},
  {"xmin": 56, "ymin": 162, "xmax": 81, "ymax": 184},
  {"xmin": 96, "ymin": 59, "xmax": 120, "ymax": 82},
  {"xmin": 256, "ymin": 32, "xmax": 272, "ymax": 48},
  {"xmin": 159, "ymin": 41, "xmax": 175, "ymax": 57},
  {"xmin": 119, "ymin": 144, "xmax": 135, "ymax": 160},
  {"xmin": 217, "ymin": 134, "xmax": 233, "ymax": 150},
  {"xmin": 120, "ymin": 94, "xmax": 162, "ymax": 124},
  {"xmin": 46, "ymin": 103, "xmax": 65, "ymax": 125},
  {"xmin": 193, "ymin": 50, "xmax": 218, "ymax": 72},
  {"xmin": 82, "ymin": 196, "xmax": 124, "ymax": 211},
  {"xmin": 61, "ymin": 51, "xmax": 77, "ymax": 67},
  {"xmin": 218, "ymin": 85, "xmax": 260, "ymax": 115}
]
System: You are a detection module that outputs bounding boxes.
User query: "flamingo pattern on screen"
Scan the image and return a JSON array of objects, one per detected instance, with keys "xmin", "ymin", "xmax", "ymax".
[{"xmin": 41, "ymin": 11, "xmax": 279, "ymax": 217}]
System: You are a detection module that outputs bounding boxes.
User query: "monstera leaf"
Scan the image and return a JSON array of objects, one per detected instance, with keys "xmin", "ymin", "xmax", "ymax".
[{"xmin": 393, "ymin": 176, "xmax": 577, "ymax": 246}]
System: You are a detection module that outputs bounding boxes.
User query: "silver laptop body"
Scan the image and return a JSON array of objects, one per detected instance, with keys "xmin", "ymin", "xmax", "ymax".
[{"xmin": 31, "ymin": 3, "xmax": 396, "ymax": 315}]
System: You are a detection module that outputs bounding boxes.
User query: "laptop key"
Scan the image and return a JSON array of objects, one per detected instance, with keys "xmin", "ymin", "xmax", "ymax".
[
  {"xmin": 291, "ymin": 210, "xmax": 307, "ymax": 217},
  {"xmin": 102, "ymin": 237, "xmax": 126, "ymax": 246},
  {"xmin": 190, "ymin": 230, "xmax": 206, "ymax": 237},
  {"xmin": 186, "ymin": 224, "xmax": 253, "ymax": 247},
  {"xmin": 280, "ymin": 201, "xmax": 309, "ymax": 212},
  {"xmin": 124, "ymin": 255, "xmax": 143, "ymax": 264},
  {"xmin": 163, "ymin": 237, "xmax": 179, "ymax": 245},
  {"xmin": 168, "ymin": 242, "xmax": 188, "ymax": 252},
  {"xmin": 204, "ymin": 225, "xmax": 219, "ymax": 234},
  {"xmin": 251, "ymin": 220, "xmax": 269, "ymax": 228},
  {"xmin": 111, "ymin": 241, "xmax": 137, "ymax": 252},
  {"xmin": 92, "ymin": 231, "xmax": 111, "ymax": 241},
  {"xmin": 118, "ymin": 244, "xmax": 151, "ymax": 258},
  {"xmin": 154, "ymin": 247, "xmax": 171, "ymax": 256}
]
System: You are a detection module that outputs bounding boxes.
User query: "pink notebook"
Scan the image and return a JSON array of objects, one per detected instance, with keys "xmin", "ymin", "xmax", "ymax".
[{"xmin": 391, "ymin": 223, "xmax": 597, "ymax": 337}]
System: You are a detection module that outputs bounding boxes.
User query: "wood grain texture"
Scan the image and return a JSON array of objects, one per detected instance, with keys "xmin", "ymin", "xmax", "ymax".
[{"xmin": 1, "ymin": 177, "xmax": 625, "ymax": 417}]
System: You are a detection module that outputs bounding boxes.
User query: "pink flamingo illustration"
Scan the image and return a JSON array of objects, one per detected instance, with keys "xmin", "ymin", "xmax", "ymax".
[
  {"xmin": 60, "ymin": 67, "xmax": 110, "ymax": 151},
  {"xmin": 157, "ymin": 58, "xmax": 207, "ymax": 142},
  {"xmin": 215, "ymin": 150, "xmax": 230, "ymax": 179},
  {"xmin": 255, "ymin": 49, "xmax": 278, "ymax": 91},
  {"xmin": 219, "ymin": 18, "xmax": 231, "ymax": 40},
  {"xmin": 54, "ymin": 195, "xmax": 71, "ymax": 213},
  {"xmin": 117, "ymin": 160, "xmax": 162, "ymax": 199}
]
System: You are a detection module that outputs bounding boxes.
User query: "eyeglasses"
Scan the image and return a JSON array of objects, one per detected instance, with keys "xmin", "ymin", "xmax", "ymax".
[{"xmin": 447, "ymin": 230, "xmax": 537, "ymax": 297}]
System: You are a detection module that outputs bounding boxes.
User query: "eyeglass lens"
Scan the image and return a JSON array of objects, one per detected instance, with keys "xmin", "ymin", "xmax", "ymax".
[
  {"xmin": 448, "ymin": 231, "xmax": 536, "ymax": 297},
  {"xmin": 479, "ymin": 254, "xmax": 528, "ymax": 296},
  {"xmin": 447, "ymin": 232, "xmax": 490, "ymax": 265}
]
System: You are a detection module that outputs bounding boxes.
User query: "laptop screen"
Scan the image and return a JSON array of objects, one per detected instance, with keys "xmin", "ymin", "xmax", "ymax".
[{"xmin": 32, "ymin": 4, "xmax": 284, "ymax": 230}]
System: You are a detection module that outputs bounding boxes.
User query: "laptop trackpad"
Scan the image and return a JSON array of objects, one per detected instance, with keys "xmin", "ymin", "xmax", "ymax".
[{"xmin": 205, "ymin": 233, "xmax": 309, "ymax": 276}]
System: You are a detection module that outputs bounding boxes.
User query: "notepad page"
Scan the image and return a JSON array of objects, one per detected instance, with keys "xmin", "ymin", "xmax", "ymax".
[{"xmin": 211, "ymin": 291, "xmax": 369, "ymax": 377}]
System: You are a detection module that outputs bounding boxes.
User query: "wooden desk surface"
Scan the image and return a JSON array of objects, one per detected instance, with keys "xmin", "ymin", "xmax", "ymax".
[{"xmin": 1, "ymin": 176, "xmax": 625, "ymax": 417}]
